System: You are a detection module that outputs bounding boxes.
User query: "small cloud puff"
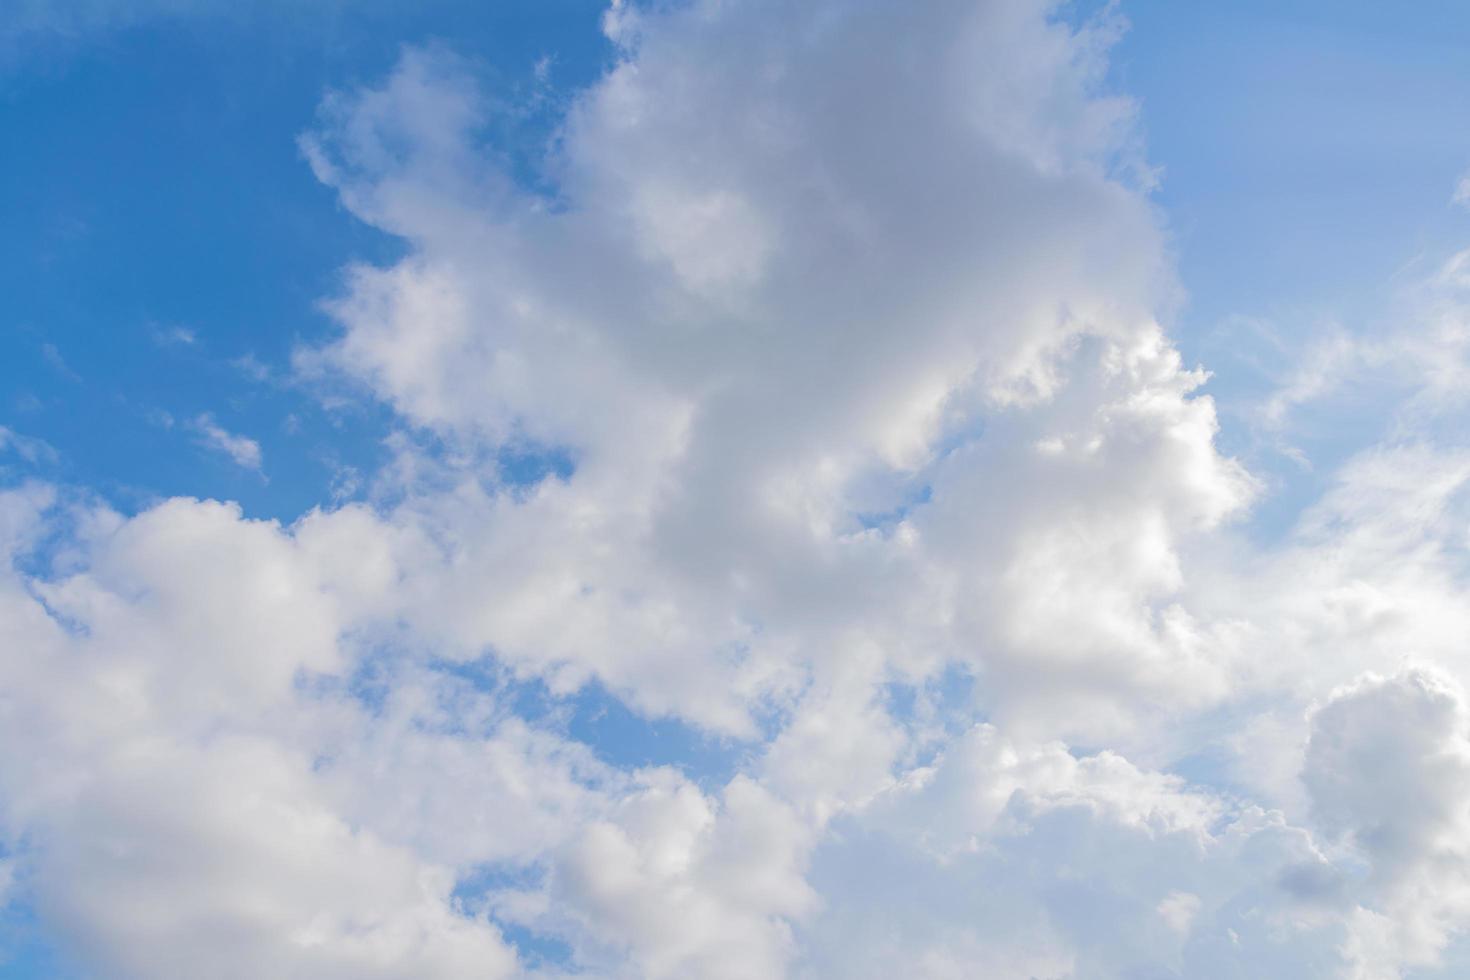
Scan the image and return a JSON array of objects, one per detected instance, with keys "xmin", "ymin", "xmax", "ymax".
[
  {"xmin": 192, "ymin": 413, "xmax": 263, "ymax": 472},
  {"xmin": 1455, "ymin": 171, "xmax": 1470, "ymax": 209}
]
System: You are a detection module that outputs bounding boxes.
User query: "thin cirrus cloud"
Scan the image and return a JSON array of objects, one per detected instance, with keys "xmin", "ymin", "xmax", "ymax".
[
  {"xmin": 191, "ymin": 412, "xmax": 263, "ymax": 472},
  {"xmin": 3, "ymin": 1, "xmax": 1470, "ymax": 979}
]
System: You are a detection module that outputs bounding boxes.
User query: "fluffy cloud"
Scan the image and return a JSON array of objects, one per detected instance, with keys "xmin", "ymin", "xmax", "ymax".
[
  {"xmin": 1304, "ymin": 670, "xmax": 1470, "ymax": 978},
  {"xmin": 0, "ymin": 492, "xmax": 507, "ymax": 978},
  {"xmin": 0, "ymin": 489, "xmax": 820, "ymax": 978},
  {"xmin": 297, "ymin": 0, "xmax": 1251, "ymax": 750},
  {"xmin": 7, "ymin": 1, "xmax": 1470, "ymax": 978}
]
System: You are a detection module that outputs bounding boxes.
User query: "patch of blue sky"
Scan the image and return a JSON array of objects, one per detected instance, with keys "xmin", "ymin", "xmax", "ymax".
[
  {"xmin": 882, "ymin": 663, "xmax": 982, "ymax": 770},
  {"xmin": 4, "ymin": 37, "xmax": 397, "ymax": 520},
  {"xmin": 0, "ymin": 484, "xmax": 106, "ymax": 607},
  {"xmin": 459, "ymin": 667, "xmax": 759, "ymax": 789},
  {"xmin": 1099, "ymin": 0, "xmax": 1470, "ymax": 541},
  {"xmin": 1, "ymin": 1, "xmax": 610, "ymax": 525},
  {"xmin": 854, "ymin": 483, "xmax": 932, "ymax": 534},
  {"xmin": 561, "ymin": 678, "xmax": 756, "ymax": 785},
  {"xmin": 0, "ymin": 895, "xmax": 83, "ymax": 980},
  {"xmin": 1045, "ymin": 0, "xmax": 1470, "ymax": 549},
  {"xmin": 321, "ymin": 651, "xmax": 753, "ymax": 790},
  {"xmin": 496, "ymin": 441, "xmax": 577, "ymax": 492},
  {"xmin": 351, "ymin": 427, "xmax": 579, "ymax": 513},
  {"xmin": 452, "ymin": 863, "xmax": 577, "ymax": 972},
  {"xmin": 317, "ymin": 612, "xmax": 960, "ymax": 795},
  {"xmin": 846, "ymin": 422, "xmax": 986, "ymax": 538}
]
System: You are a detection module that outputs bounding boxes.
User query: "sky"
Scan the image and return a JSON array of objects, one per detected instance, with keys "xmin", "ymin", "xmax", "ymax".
[{"xmin": 3, "ymin": 1, "xmax": 1470, "ymax": 978}]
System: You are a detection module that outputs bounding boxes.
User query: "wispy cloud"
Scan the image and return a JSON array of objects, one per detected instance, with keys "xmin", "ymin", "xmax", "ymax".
[
  {"xmin": 232, "ymin": 353, "xmax": 271, "ymax": 383},
  {"xmin": 40, "ymin": 342, "xmax": 81, "ymax": 382},
  {"xmin": 0, "ymin": 425, "xmax": 58, "ymax": 465},
  {"xmin": 150, "ymin": 323, "xmax": 198, "ymax": 348},
  {"xmin": 191, "ymin": 413, "xmax": 263, "ymax": 472}
]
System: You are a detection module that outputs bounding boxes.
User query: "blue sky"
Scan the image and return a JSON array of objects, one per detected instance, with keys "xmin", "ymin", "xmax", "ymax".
[
  {"xmin": 6, "ymin": 2, "xmax": 1470, "ymax": 978},
  {"xmin": 3, "ymin": 1, "xmax": 610, "ymax": 520}
]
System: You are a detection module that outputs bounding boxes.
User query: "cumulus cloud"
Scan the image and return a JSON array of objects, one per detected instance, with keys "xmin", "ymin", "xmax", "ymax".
[
  {"xmin": 7, "ymin": 1, "xmax": 1470, "ymax": 978},
  {"xmin": 0, "ymin": 495, "xmax": 519, "ymax": 978},
  {"xmin": 296, "ymin": 0, "xmax": 1250, "ymax": 749},
  {"xmin": 1304, "ymin": 670, "xmax": 1470, "ymax": 977}
]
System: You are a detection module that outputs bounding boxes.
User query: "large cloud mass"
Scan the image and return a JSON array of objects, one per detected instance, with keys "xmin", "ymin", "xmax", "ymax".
[{"xmin": 5, "ymin": 1, "xmax": 1470, "ymax": 977}]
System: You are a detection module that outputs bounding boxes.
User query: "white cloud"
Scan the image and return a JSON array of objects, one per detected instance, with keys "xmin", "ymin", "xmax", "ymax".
[
  {"xmin": 1304, "ymin": 669, "xmax": 1470, "ymax": 977},
  {"xmin": 0, "ymin": 426, "xmax": 58, "ymax": 466},
  {"xmin": 150, "ymin": 323, "xmax": 198, "ymax": 348},
  {"xmin": 1454, "ymin": 172, "xmax": 1470, "ymax": 209},
  {"xmin": 1157, "ymin": 891, "xmax": 1202, "ymax": 935},
  {"xmin": 191, "ymin": 413, "xmax": 263, "ymax": 472},
  {"xmin": 7, "ymin": 1, "xmax": 1470, "ymax": 978},
  {"xmin": 0, "ymin": 493, "xmax": 510, "ymax": 977},
  {"xmin": 791, "ymin": 723, "xmax": 1333, "ymax": 979},
  {"xmin": 295, "ymin": 0, "xmax": 1248, "ymax": 748}
]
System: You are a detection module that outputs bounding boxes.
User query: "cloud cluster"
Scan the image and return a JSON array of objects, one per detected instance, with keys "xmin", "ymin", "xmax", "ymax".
[{"xmin": 7, "ymin": 1, "xmax": 1470, "ymax": 977}]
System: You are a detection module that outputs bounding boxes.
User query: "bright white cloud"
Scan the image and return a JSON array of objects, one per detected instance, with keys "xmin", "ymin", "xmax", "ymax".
[{"xmin": 7, "ymin": 2, "xmax": 1470, "ymax": 979}]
